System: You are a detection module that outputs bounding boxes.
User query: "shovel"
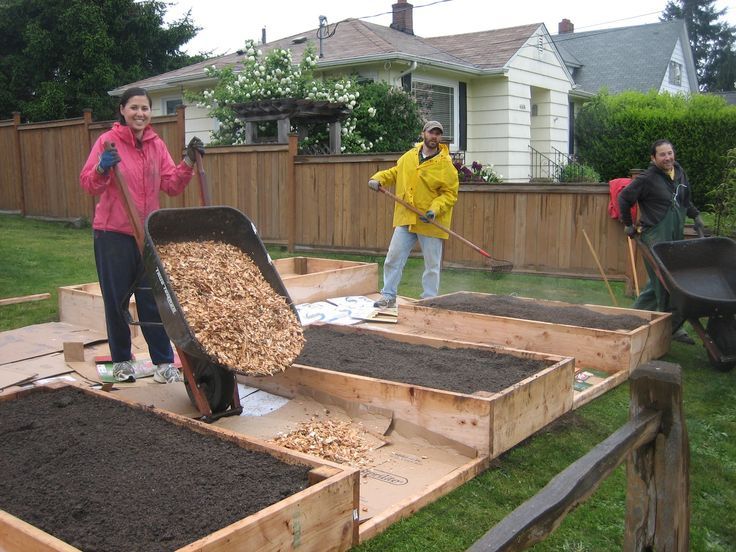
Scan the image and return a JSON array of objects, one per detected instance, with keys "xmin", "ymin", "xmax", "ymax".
[
  {"xmin": 377, "ymin": 185, "xmax": 513, "ymax": 272},
  {"xmin": 105, "ymin": 141, "xmax": 144, "ymax": 252}
]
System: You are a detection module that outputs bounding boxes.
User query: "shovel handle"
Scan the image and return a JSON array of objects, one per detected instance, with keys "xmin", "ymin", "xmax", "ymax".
[
  {"xmin": 194, "ymin": 151, "xmax": 210, "ymax": 207},
  {"xmin": 105, "ymin": 141, "xmax": 144, "ymax": 252},
  {"xmin": 377, "ymin": 185, "xmax": 493, "ymax": 259}
]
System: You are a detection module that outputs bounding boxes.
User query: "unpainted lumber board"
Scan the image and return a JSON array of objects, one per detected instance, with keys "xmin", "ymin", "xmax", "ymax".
[{"xmin": 0, "ymin": 293, "xmax": 50, "ymax": 306}]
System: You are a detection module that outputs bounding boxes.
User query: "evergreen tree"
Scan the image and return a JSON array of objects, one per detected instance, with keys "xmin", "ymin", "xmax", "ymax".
[
  {"xmin": 0, "ymin": 0, "xmax": 205, "ymax": 121},
  {"xmin": 662, "ymin": 0, "xmax": 736, "ymax": 91}
]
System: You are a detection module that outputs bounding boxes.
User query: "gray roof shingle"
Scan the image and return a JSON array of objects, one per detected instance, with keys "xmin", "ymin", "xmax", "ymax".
[
  {"xmin": 552, "ymin": 20, "xmax": 688, "ymax": 94},
  {"xmin": 112, "ymin": 19, "xmax": 542, "ymax": 94}
]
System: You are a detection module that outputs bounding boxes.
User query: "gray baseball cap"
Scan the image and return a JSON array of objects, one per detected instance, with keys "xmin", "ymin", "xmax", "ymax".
[{"xmin": 422, "ymin": 120, "xmax": 444, "ymax": 133}]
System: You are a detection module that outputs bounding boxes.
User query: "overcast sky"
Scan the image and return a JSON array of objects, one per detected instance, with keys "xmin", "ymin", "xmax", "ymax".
[{"xmin": 166, "ymin": 0, "xmax": 736, "ymax": 57}]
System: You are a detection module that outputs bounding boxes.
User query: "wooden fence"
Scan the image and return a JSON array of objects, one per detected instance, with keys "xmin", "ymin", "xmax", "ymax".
[
  {"xmin": 468, "ymin": 361, "xmax": 689, "ymax": 551},
  {"xmin": 0, "ymin": 116, "xmax": 636, "ymax": 279}
]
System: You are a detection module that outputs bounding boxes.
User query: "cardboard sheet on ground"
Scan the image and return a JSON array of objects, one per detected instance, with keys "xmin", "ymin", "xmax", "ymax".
[
  {"xmin": 106, "ymin": 376, "xmax": 476, "ymax": 524},
  {"xmin": 0, "ymin": 322, "xmax": 106, "ymax": 365},
  {"xmin": 0, "ymin": 353, "xmax": 70, "ymax": 390}
]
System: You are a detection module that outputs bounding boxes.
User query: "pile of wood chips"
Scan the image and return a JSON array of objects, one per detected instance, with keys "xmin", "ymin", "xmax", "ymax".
[
  {"xmin": 156, "ymin": 240, "xmax": 304, "ymax": 376},
  {"xmin": 272, "ymin": 418, "xmax": 374, "ymax": 467}
]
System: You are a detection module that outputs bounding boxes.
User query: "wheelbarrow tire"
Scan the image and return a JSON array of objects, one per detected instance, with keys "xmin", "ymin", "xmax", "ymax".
[
  {"xmin": 184, "ymin": 361, "xmax": 236, "ymax": 413},
  {"xmin": 706, "ymin": 315, "xmax": 736, "ymax": 372}
]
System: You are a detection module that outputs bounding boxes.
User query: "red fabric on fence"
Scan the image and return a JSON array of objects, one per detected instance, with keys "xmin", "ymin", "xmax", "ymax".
[{"xmin": 608, "ymin": 178, "xmax": 638, "ymax": 221}]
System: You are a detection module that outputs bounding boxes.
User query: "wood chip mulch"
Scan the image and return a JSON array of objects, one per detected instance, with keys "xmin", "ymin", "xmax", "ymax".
[
  {"xmin": 156, "ymin": 240, "xmax": 304, "ymax": 376},
  {"xmin": 272, "ymin": 418, "xmax": 375, "ymax": 467}
]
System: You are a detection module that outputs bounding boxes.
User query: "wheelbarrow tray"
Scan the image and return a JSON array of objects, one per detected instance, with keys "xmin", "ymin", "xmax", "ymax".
[
  {"xmin": 143, "ymin": 206, "xmax": 296, "ymax": 365},
  {"xmin": 650, "ymin": 236, "xmax": 736, "ymax": 319}
]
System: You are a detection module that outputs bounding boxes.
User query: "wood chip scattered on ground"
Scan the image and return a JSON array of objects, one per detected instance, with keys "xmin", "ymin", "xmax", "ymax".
[
  {"xmin": 272, "ymin": 418, "xmax": 374, "ymax": 467},
  {"xmin": 156, "ymin": 240, "xmax": 304, "ymax": 376}
]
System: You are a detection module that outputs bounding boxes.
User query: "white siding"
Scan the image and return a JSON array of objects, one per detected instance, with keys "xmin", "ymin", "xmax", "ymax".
[
  {"xmin": 659, "ymin": 38, "xmax": 694, "ymax": 94},
  {"xmin": 464, "ymin": 28, "xmax": 573, "ymax": 182}
]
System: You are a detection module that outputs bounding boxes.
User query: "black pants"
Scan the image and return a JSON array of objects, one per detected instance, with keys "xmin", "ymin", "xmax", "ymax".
[{"xmin": 93, "ymin": 230, "xmax": 173, "ymax": 364}]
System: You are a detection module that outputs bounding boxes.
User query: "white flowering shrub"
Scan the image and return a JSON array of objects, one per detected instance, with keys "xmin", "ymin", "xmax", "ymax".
[{"xmin": 187, "ymin": 41, "xmax": 422, "ymax": 152}]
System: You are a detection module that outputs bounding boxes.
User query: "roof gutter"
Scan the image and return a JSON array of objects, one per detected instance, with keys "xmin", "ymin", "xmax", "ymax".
[
  {"xmin": 397, "ymin": 60, "xmax": 418, "ymax": 78},
  {"xmin": 314, "ymin": 53, "xmax": 507, "ymax": 77}
]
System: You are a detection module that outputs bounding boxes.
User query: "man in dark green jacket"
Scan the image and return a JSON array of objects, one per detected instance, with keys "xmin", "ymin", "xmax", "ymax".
[{"xmin": 618, "ymin": 139, "xmax": 705, "ymax": 344}]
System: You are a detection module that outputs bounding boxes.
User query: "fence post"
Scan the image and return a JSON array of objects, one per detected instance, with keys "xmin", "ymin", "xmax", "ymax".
[
  {"xmin": 625, "ymin": 360, "xmax": 689, "ymax": 551},
  {"xmin": 81, "ymin": 109, "xmax": 97, "ymax": 220},
  {"xmin": 287, "ymin": 133, "xmax": 297, "ymax": 252},
  {"xmin": 12, "ymin": 112, "xmax": 26, "ymax": 215}
]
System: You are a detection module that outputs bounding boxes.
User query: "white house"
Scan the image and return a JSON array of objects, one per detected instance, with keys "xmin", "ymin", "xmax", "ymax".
[{"xmin": 112, "ymin": 2, "xmax": 697, "ymax": 183}]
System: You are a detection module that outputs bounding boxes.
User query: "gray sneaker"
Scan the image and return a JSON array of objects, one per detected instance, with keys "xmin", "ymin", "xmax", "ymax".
[
  {"xmin": 153, "ymin": 363, "xmax": 183, "ymax": 384},
  {"xmin": 373, "ymin": 295, "xmax": 396, "ymax": 308},
  {"xmin": 112, "ymin": 361, "xmax": 136, "ymax": 382}
]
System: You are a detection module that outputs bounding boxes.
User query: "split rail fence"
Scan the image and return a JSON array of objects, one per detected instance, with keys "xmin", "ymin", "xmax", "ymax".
[
  {"xmin": 1, "ymin": 111, "xmax": 638, "ymax": 280},
  {"xmin": 468, "ymin": 361, "xmax": 689, "ymax": 551}
]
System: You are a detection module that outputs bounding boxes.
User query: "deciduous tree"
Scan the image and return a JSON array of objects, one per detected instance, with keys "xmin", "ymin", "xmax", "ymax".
[{"xmin": 0, "ymin": 0, "xmax": 204, "ymax": 121}]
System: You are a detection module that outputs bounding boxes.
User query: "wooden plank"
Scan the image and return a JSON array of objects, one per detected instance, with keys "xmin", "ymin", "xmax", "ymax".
[
  {"xmin": 0, "ymin": 510, "xmax": 79, "ymax": 552},
  {"xmin": 0, "ymin": 293, "xmax": 50, "ymax": 306},
  {"xmin": 468, "ymin": 411, "xmax": 661, "ymax": 552}
]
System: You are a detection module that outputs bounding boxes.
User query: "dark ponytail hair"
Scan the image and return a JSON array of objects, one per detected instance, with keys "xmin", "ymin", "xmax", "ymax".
[{"xmin": 118, "ymin": 87, "xmax": 152, "ymax": 124}]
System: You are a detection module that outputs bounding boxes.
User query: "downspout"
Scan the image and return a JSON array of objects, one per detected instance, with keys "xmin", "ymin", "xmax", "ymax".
[{"xmin": 397, "ymin": 61, "xmax": 417, "ymax": 91}]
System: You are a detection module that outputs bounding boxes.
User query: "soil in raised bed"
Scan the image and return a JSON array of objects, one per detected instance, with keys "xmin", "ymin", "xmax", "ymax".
[
  {"xmin": 296, "ymin": 326, "xmax": 549, "ymax": 395},
  {"xmin": 0, "ymin": 387, "xmax": 311, "ymax": 552},
  {"xmin": 418, "ymin": 293, "xmax": 647, "ymax": 331}
]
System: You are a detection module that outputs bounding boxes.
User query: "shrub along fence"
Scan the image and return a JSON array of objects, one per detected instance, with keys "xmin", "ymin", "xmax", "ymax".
[{"xmin": 0, "ymin": 114, "xmax": 633, "ymax": 280}]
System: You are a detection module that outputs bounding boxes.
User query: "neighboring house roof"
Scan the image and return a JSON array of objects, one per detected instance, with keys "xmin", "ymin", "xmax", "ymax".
[
  {"xmin": 111, "ymin": 19, "xmax": 545, "ymax": 95},
  {"xmin": 552, "ymin": 20, "xmax": 698, "ymax": 94}
]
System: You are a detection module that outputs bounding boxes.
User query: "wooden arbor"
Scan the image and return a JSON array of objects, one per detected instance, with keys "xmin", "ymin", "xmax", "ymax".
[{"xmin": 230, "ymin": 99, "xmax": 351, "ymax": 153}]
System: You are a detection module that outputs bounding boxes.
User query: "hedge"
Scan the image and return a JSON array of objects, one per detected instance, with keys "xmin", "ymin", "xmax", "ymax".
[{"xmin": 575, "ymin": 90, "xmax": 736, "ymax": 207}]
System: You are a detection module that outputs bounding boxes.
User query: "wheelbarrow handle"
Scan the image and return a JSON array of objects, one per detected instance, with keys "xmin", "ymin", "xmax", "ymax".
[
  {"xmin": 377, "ymin": 185, "xmax": 493, "ymax": 259},
  {"xmin": 633, "ymin": 235, "xmax": 670, "ymax": 293}
]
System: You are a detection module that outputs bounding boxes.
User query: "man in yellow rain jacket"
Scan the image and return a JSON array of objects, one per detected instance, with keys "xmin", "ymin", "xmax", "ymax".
[{"xmin": 368, "ymin": 121, "xmax": 459, "ymax": 308}]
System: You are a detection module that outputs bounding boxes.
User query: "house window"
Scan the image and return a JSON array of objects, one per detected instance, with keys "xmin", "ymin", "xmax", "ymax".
[
  {"xmin": 412, "ymin": 80, "xmax": 455, "ymax": 143},
  {"xmin": 164, "ymin": 98, "xmax": 183, "ymax": 115},
  {"xmin": 669, "ymin": 61, "xmax": 682, "ymax": 86}
]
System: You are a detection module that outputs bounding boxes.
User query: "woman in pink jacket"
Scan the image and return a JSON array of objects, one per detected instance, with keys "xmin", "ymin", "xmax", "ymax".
[{"xmin": 80, "ymin": 87, "xmax": 204, "ymax": 383}]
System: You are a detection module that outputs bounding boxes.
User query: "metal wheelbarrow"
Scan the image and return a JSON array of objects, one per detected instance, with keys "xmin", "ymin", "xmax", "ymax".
[
  {"xmin": 143, "ymin": 206, "xmax": 298, "ymax": 421},
  {"xmin": 638, "ymin": 233, "xmax": 736, "ymax": 371}
]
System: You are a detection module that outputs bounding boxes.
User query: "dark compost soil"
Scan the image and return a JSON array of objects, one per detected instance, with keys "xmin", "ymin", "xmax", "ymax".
[
  {"xmin": 418, "ymin": 293, "xmax": 647, "ymax": 331},
  {"xmin": 296, "ymin": 326, "xmax": 549, "ymax": 395},
  {"xmin": 0, "ymin": 386, "xmax": 310, "ymax": 552}
]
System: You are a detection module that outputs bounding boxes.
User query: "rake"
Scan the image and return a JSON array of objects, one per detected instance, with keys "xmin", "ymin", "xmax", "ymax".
[{"xmin": 377, "ymin": 185, "xmax": 513, "ymax": 272}]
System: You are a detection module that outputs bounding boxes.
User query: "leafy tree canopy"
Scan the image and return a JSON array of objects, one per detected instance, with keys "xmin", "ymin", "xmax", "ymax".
[
  {"xmin": 0, "ymin": 0, "xmax": 204, "ymax": 121},
  {"xmin": 662, "ymin": 0, "xmax": 736, "ymax": 91}
]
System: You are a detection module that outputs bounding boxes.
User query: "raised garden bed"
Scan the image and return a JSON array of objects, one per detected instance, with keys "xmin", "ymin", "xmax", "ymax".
[
  {"xmin": 271, "ymin": 257, "xmax": 377, "ymax": 304},
  {"xmin": 0, "ymin": 385, "xmax": 358, "ymax": 552},
  {"xmin": 408, "ymin": 291, "xmax": 670, "ymax": 373},
  {"xmin": 242, "ymin": 324, "xmax": 574, "ymax": 461},
  {"xmin": 57, "ymin": 257, "xmax": 377, "ymax": 332}
]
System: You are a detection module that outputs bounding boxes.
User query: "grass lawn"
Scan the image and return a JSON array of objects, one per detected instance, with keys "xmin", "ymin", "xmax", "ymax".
[{"xmin": 1, "ymin": 214, "xmax": 734, "ymax": 550}]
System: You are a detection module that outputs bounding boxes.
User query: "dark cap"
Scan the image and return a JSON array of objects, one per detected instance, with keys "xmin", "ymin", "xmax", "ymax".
[{"xmin": 422, "ymin": 120, "xmax": 444, "ymax": 133}]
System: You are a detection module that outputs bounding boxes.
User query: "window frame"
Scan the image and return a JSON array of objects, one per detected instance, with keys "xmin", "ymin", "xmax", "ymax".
[{"xmin": 411, "ymin": 76, "xmax": 458, "ymax": 148}]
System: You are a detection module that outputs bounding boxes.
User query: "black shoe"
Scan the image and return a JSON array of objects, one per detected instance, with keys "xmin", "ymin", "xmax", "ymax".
[{"xmin": 672, "ymin": 328, "xmax": 695, "ymax": 345}]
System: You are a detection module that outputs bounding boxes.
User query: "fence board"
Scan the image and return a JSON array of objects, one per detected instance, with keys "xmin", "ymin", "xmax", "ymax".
[{"xmin": 6, "ymin": 114, "xmax": 632, "ymax": 278}]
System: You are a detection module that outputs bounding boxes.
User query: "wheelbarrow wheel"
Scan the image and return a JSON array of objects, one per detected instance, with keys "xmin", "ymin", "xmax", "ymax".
[
  {"xmin": 184, "ymin": 359, "xmax": 236, "ymax": 413},
  {"xmin": 706, "ymin": 315, "xmax": 736, "ymax": 372}
]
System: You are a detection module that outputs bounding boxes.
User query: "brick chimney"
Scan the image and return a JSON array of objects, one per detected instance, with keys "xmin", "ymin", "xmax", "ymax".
[
  {"xmin": 558, "ymin": 18, "xmax": 574, "ymax": 34},
  {"xmin": 391, "ymin": 0, "xmax": 414, "ymax": 35}
]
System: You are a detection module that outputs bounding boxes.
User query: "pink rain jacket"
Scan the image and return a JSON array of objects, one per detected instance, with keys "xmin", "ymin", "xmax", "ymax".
[{"xmin": 80, "ymin": 122, "xmax": 193, "ymax": 236}]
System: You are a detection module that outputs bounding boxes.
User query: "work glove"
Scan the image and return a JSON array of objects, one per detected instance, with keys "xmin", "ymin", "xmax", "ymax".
[
  {"xmin": 420, "ymin": 210, "xmax": 435, "ymax": 223},
  {"xmin": 624, "ymin": 225, "xmax": 637, "ymax": 238},
  {"xmin": 97, "ymin": 144, "xmax": 120, "ymax": 174},
  {"xmin": 368, "ymin": 179, "xmax": 380, "ymax": 191},
  {"xmin": 693, "ymin": 215, "xmax": 706, "ymax": 236},
  {"xmin": 184, "ymin": 136, "xmax": 205, "ymax": 165}
]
